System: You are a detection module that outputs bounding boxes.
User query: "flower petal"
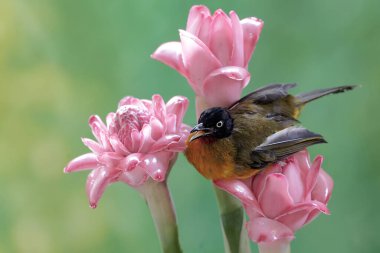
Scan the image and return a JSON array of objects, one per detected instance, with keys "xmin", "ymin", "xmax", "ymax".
[
  {"xmin": 312, "ymin": 168, "xmax": 334, "ymax": 203},
  {"xmin": 209, "ymin": 9, "xmax": 233, "ymax": 65},
  {"xmin": 151, "ymin": 42, "xmax": 187, "ymax": 76},
  {"xmin": 293, "ymin": 149, "xmax": 311, "ymax": 171},
  {"xmin": 276, "ymin": 209, "xmax": 310, "ymax": 232},
  {"xmin": 152, "ymin": 95, "xmax": 166, "ymax": 123},
  {"xmin": 109, "ymin": 134, "xmax": 130, "ymax": 155},
  {"xmin": 247, "ymin": 217, "xmax": 294, "ymax": 243},
  {"xmin": 240, "ymin": 17, "xmax": 264, "ymax": 67},
  {"xmin": 304, "ymin": 155, "xmax": 323, "ymax": 198},
  {"xmin": 106, "ymin": 112, "xmax": 116, "ymax": 129},
  {"xmin": 252, "ymin": 163, "xmax": 282, "ymax": 198},
  {"xmin": 179, "ymin": 29, "xmax": 222, "ymax": 94},
  {"xmin": 140, "ymin": 99, "xmax": 152, "ymax": 110},
  {"xmin": 118, "ymin": 166, "xmax": 148, "ymax": 187},
  {"xmin": 276, "ymin": 201, "xmax": 329, "ymax": 231},
  {"xmin": 214, "ymin": 179, "xmax": 255, "ymax": 206},
  {"xmin": 120, "ymin": 153, "xmax": 143, "ymax": 171},
  {"xmin": 88, "ymin": 115, "xmax": 110, "ymax": 149},
  {"xmin": 167, "ymin": 133, "xmax": 188, "ymax": 152},
  {"xmin": 86, "ymin": 166, "xmax": 119, "ymax": 208},
  {"xmin": 304, "ymin": 200, "xmax": 331, "ymax": 225},
  {"xmin": 229, "ymin": 11, "xmax": 244, "ymax": 66},
  {"xmin": 186, "ymin": 5, "xmax": 211, "ymax": 36},
  {"xmin": 89, "ymin": 115, "xmax": 106, "ymax": 131},
  {"xmin": 291, "ymin": 151, "xmax": 311, "ymax": 188},
  {"xmin": 166, "ymin": 96, "xmax": 189, "ymax": 130},
  {"xmin": 282, "ymin": 159, "xmax": 305, "ymax": 203},
  {"xmin": 165, "ymin": 114, "xmax": 177, "ymax": 134},
  {"xmin": 118, "ymin": 96, "xmax": 147, "ymax": 109},
  {"xmin": 98, "ymin": 152, "xmax": 123, "ymax": 168},
  {"xmin": 214, "ymin": 179, "xmax": 265, "ymax": 218},
  {"xmin": 258, "ymin": 173, "xmax": 294, "ymax": 219},
  {"xmin": 128, "ymin": 129, "xmax": 141, "ymax": 153},
  {"xmin": 138, "ymin": 124, "xmax": 155, "ymax": 153},
  {"xmin": 141, "ymin": 152, "xmax": 173, "ymax": 182},
  {"xmin": 82, "ymin": 138, "xmax": 104, "ymax": 154},
  {"xmin": 150, "ymin": 134, "xmax": 181, "ymax": 152},
  {"xmin": 198, "ymin": 16, "xmax": 212, "ymax": 46},
  {"xmin": 150, "ymin": 117, "xmax": 165, "ymax": 141},
  {"xmin": 64, "ymin": 153, "xmax": 98, "ymax": 173},
  {"xmin": 202, "ymin": 66, "xmax": 250, "ymax": 107}
]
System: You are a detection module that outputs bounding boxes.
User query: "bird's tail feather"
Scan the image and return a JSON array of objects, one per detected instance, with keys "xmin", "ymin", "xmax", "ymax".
[{"xmin": 295, "ymin": 85, "xmax": 357, "ymax": 105}]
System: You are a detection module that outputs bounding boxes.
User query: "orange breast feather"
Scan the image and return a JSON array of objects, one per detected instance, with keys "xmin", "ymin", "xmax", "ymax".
[
  {"xmin": 185, "ymin": 133, "xmax": 261, "ymax": 180},
  {"xmin": 185, "ymin": 135, "xmax": 236, "ymax": 180}
]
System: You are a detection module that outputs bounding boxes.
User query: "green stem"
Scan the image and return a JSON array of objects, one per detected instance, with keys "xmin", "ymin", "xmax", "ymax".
[
  {"xmin": 139, "ymin": 179, "xmax": 182, "ymax": 253},
  {"xmin": 258, "ymin": 240, "xmax": 290, "ymax": 253},
  {"xmin": 214, "ymin": 186, "xmax": 251, "ymax": 253}
]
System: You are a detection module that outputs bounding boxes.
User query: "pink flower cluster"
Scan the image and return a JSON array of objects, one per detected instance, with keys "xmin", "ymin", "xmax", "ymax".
[
  {"xmin": 215, "ymin": 150, "xmax": 333, "ymax": 243},
  {"xmin": 152, "ymin": 5, "xmax": 264, "ymax": 108},
  {"xmin": 64, "ymin": 95, "xmax": 189, "ymax": 208}
]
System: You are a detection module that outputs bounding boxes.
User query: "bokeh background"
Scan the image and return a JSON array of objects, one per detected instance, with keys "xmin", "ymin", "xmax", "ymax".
[{"xmin": 1, "ymin": 0, "xmax": 379, "ymax": 252}]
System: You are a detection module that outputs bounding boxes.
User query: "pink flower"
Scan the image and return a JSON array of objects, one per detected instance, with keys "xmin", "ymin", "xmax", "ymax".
[
  {"xmin": 152, "ymin": 5, "xmax": 264, "ymax": 109},
  {"xmin": 64, "ymin": 95, "xmax": 190, "ymax": 208},
  {"xmin": 214, "ymin": 150, "xmax": 333, "ymax": 244}
]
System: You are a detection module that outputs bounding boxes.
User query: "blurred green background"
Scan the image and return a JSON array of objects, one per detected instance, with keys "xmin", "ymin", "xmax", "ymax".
[{"xmin": 1, "ymin": 0, "xmax": 379, "ymax": 252}]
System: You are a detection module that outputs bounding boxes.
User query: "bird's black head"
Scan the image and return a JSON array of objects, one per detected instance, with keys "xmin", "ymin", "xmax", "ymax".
[{"xmin": 189, "ymin": 107, "xmax": 234, "ymax": 142}]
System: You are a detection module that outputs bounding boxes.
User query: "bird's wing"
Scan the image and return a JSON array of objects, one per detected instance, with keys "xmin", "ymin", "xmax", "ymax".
[
  {"xmin": 228, "ymin": 83, "xmax": 297, "ymax": 110},
  {"xmin": 228, "ymin": 83, "xmax": 300, "ymax": 124},
  {"xmin": 249, "ymin": 126, "xmax": 326, "ymax": 168}
]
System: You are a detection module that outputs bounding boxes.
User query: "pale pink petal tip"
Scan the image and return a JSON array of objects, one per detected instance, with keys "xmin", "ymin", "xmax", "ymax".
[
  {"xmin": 190, "ymin": 5, "xmax": 210, "ymax": 13},
  {"xmin": 186, "ymin": 5, "xmax": 211, "ymax": 35},
  {"xmin": 242, "ymin": 16, "xmax": 264, "ymax": 25}
]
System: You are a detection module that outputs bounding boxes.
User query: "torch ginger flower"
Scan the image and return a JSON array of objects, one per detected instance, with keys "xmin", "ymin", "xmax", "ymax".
[
  {"xmin": 152, "ymin": 5, "xmax": 264, "ymax": 111},
  {"xmin": 215, "ymin": 150, "xmax": 333, "ymax": 249},
  {"xmin": 64, "ymin": 95, "xmax": 189, "ymax": 208}
]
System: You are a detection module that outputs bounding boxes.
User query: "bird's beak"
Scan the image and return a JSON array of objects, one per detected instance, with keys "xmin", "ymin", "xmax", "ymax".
[{"xmin": 189, "ymin": 123, "xmax": 212, "ymax": 142}]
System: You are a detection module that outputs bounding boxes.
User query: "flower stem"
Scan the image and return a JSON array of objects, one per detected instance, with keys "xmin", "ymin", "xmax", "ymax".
[
  {"xmin": 139, "ymin": 179, "xmax": 182, "ymax": 253},
  {"xmin": 258, "ymin": 240, "xmax": 290, "ymax": 253},
  {"xmin": 214, "ymin": 186, "xmax": 251, "ymax": 253}
]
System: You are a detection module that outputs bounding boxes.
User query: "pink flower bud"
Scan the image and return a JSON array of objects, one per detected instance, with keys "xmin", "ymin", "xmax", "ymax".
[
  {"xmin": 152, "ymin": 5, "xmax": 263, "ymax": 108},
  {"xmin": 215, "ymin": 150, "xmax": 333, "ymax": 244}
]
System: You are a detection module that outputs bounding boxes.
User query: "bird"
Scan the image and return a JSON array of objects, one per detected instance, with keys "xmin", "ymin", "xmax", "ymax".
[{"xmin": 184, "ymin": 83, "xmax": 356, "ymax": 180}]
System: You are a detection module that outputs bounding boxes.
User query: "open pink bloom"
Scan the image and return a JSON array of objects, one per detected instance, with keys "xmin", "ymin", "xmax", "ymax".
[
  {"xmin": 152, "ymin": 5, "xmax": 264, "ymax": 108},
  {"xmin": 64, "ymin": 95, "xmax": 190, "ymax": 208},
  {"xmin": 214, "ymin": 150, "xmax": 333, "ymax": 244}
]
